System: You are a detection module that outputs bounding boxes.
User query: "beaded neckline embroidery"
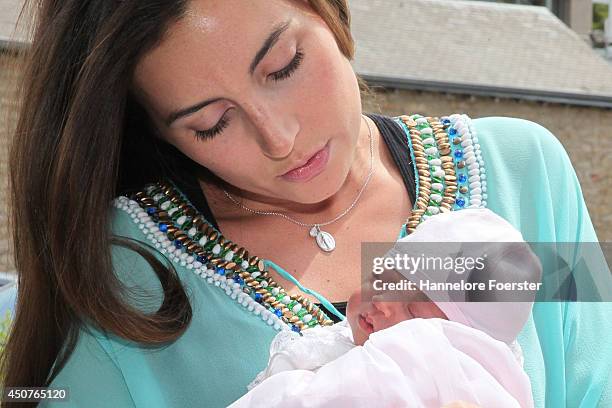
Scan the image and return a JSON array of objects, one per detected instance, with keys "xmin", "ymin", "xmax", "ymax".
[{"xmin": 112, "ymin": 113, "xmax": 487, "ymax": 334}]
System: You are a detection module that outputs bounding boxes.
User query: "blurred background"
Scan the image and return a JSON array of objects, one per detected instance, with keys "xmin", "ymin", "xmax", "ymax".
[{"xmin": 0, "ymin": 0, "xmax": 611, "ymax": 279}]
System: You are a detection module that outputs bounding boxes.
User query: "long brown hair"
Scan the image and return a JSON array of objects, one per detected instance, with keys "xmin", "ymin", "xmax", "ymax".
[{"xmin": 1, "ymin": 0, "xmax": 359, "ymax": 396}]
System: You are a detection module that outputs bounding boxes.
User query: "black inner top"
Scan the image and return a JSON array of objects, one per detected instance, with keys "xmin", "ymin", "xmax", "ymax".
[{"xmin": 170, "ymin": 113, "xmax": 416, "ymax": 322}]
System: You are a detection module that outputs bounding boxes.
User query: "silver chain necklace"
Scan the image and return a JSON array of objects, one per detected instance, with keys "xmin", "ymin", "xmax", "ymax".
[{"xmin": 222, "ymin": 114, "xmax": 375, "ymax": 252}]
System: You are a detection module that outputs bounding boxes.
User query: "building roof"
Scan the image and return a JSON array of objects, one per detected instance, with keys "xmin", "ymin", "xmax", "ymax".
[
  {"xmin": 0, "ymin": 0, "xmax": 26, "ymax": 48},
  {"xmin": 349, "ymin": 0, "xmax": 612, "ymax": 107}
]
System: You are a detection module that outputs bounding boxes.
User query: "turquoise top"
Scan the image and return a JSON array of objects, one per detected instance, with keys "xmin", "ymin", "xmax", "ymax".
[{"xmin": 40, "ymin": 116, "xmax": 610, "ymax": 407}]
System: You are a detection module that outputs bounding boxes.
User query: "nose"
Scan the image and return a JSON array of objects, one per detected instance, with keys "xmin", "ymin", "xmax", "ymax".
[{"xmin": 244, "ymin": 100, "xmax": 299, "ymax": 160}]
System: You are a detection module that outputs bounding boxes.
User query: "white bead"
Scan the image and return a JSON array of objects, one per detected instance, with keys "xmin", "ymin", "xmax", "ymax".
[
  {"xmin": 470, "ymin": 199, "xmax": 482, "ymax": 206},
  {"xmin": 425, "ymin": 147, "xmax": 438, "ymax": 155},
  {"xmin": 427, "ymin": 206, "xmax": 440, "ymax": 215},
  {"xmin": 180, "ymin": 252, "xmax": 188, "ymax": 260},
  {"xmin": 432, "ymin": 183, "xmax": 444, "ymax": 191},
  {"xmin": 461, "ymin": 139, "xmax": 473, "ymax": 148},
  {"xmin": 420, "ymin": 127, "xmax": 433, "ymax": 135},
  {"xmin": 471, "ymin": 187, "xmax": 482, "ymax": 195},
  {"xmin": 292, "ymin": 304, "xmax": 302, "ymax": 313},
  {"xmin": 161, "ymin": 201, "xmax": 171, "ymax": 210},
  {"xmin": 469, "ymin": 181, "xmax": 481, "ymax": 189},
  {"xmin": 198, "ymin": 236, "xmax": 207, "ymax": 246},
  {"xmin": 468, "ymin": 163, "xmax": 479, "ymax": 171},
  {"xmin": 281, "ymin": 296, "xmax": 292, "ymax": 304},
  {"xmin": 168, "ymin": 207, "xmax": 179, "ymax": 216},
  {"xmin": 422, "ymin": 137, "xmax": 435, "ymax": 145},
  {"xmin": 416, "ymin": 117, "xmax": 428, "ymax": 124},
  {"xmin": 466, "ymin": 156, "xmax": 476, "ymax": 165},
  {"xmin": 180, "ymin": 261, "xmax": 186, "ymax": 267},
  {"xmin": 271, "ymin": 287, "xmax": 280, "ymax": 296},
  {"xmin": 251, "ymin": 272, "xmax": 261, "ymax": 279},
  {"xmin": 433, "ymin": 170, "xmax": 446, "ymax": 178},
  {"xmin": 303, "ymin": 314, "xmax": 313, "ymax": 323},
  {"xmin": 188, "ymin": 227, "xmax": 197, "ymax": 237},
  {"xmin": 468, "ymin": 168, "xmax": 480, "ymax": 176},
  {"xmin": 176, "ymin": 215, "xmax": 187, "ymax": 226},
  {"xmin": 224, "ymin": 251, "xmax": 234, "ymax": 261},
  {"xmin": 241, "ymin": 261, "xmax": 249, "ymax": 269},
  {"xmin": 481, "ymin": 174, "xmax": 487, "ymax": 180},
  {"xmin": 212, "ymin": 244, "xmax": 221, "ymax": 254},
  {"xmin": 430, "ymin": 193, "xmax": 442, "ymax": 203},
  {"xmin": 260, "ymin": 280, "xmax": 268, "ymax": 288},
  {"xmin": 428, "ymin": 158, "xmax": 442, "ymax": 166},
  {"xmin": 463, "ymin": 145, "xmax": 474, "ymax": 154},
  {"xmin": 470, "ymin": 194, "xmax": 482, "ymax": 201},
  {"xmin": 186, "ymin": 264, "xmax": 193, "ymax": 270},
  {"xmin": 274, "ymin": 322, "xmax": 281, "ymax": 331}
]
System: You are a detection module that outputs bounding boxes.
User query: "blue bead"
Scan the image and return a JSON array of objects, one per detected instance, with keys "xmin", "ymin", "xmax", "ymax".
[
  {"xmin": 255, "ymin": 293, "xmax": 263, "ymax": 302},
  {"xmin": 458, "ymin": 174, "xmax": 468, "ymax": 183},
  {"xmin": 196, "ymin": 255, "xmax": 206, "ymax": 263},
  {"xmin": 159, "ymin": 223, "xmax": 168, "ymax": 232},
  {"xmin": 233, "ymin": 276, "xmax": 244, "ymax": 285},
  {"xmin": 454, "ymin": 150, "xmax": 463, "ymax": 159},
  {"xmin": 174, "ymin": 240, "xmax": 182, "ymax": 249},
  {"xmin": 291, "ymin": 325, "xmax": 301, "ymax": 333},
  {"xmin": 216, "ymin": 267, "xmax": 226, "ymax": 276},
  {"xmin": 146, "ymin": 207, "xmax": 156, "ymax": 215},
  {"xmin": 442, "ymin": 118, "xmax": 451, "ymax": 125},
  {"xmin": 449, "ymin": 127, "xmax": 457, "ymax": 136},
  {"xmin": 275, "ymin": 309, "xmax": 283, "ymax": 317},
  {"xmin": 456, "ymin": 198, "xmax": 466, "ymax": 207}
]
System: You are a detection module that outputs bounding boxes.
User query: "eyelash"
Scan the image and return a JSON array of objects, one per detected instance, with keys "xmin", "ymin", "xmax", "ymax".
[{"xmin": 194, "ymin": 48, "xmax": 305, "ymax": 141}]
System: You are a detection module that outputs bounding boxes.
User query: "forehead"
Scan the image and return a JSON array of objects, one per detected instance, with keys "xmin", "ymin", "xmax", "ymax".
[{"xmin": 132, "ymin": 0, "xmax": 306, "ymax": 113}]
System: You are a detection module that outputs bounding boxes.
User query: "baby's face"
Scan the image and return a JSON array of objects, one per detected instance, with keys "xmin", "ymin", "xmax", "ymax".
[{"xmin": 347, "ymin": 288, "xmax": 447, "ymax": 346}]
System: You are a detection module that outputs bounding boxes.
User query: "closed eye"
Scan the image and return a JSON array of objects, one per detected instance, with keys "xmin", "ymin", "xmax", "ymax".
[
  {"xmin": 268, "ymin": 48, "xmax": 304, "ymax": 81},
  {"xmin": 194, "ymin": 48, "xmax": 305, "ymax": 141}
]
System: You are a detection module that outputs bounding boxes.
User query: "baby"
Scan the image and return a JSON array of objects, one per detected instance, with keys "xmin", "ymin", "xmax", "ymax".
[{"xmin": 229, "ymin": 209, "xmax": 541, "ymax": 408}]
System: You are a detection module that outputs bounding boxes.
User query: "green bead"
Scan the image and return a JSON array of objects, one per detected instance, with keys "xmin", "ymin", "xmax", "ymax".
[
  {"xmin": 307, "ymin": 319, "xmax": 318, "ymax": 328},
  {"xmin": 432, "ymin": 176, "xmax": 444, "ymax": 184},
  {"xmin": 287, "ymin": 301, "xmax": 297, "ymax": 310},
  {"xmin": 182, "ymin": 219, "xmax": 193, "ymax": 230},
  {"xmin": 203, "ymin": 240, "xmax": 216, "ymax": 251},
  {"xmin": 296, "ymin": 309, "xmax": 307, "ymax": 318},
  {"xmin": 170, "ymin": 210, "xmax": 184, "ymax": 221}
]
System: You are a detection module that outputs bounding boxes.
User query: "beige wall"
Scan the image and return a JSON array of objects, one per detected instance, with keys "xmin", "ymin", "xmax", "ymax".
[
  {"xmin": 0, "ymin": 52, "xmax": 18, "ymax": 272},
  {"xmin": 363, "ymin": 88, "xmax": 612, "ymax": 241}
]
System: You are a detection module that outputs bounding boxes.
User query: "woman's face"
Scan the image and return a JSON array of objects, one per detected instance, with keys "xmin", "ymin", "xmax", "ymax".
[{"xmin": 132, "ymin": 0, "xmax": 364, "ymax": 206}]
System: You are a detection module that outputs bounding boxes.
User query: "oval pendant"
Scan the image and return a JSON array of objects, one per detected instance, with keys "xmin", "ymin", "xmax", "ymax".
[{"xmin": 315, "ymin": 230, "xmax": 336, "ymax": 252}]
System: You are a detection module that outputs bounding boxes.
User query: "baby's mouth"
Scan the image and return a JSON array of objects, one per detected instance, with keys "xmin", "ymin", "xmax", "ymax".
[{"xmin": 358, "ymin": 313, "xmax": 374, "ymax": 335}]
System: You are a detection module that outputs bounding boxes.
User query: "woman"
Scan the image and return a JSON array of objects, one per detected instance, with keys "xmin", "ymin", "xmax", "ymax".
[{"xmin": 2, "ymin": 0, "xmax": 610, "ymax": 407}]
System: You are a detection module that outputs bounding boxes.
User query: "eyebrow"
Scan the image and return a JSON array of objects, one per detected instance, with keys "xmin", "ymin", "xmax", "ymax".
[{"xmin": 165, "ymin": 19, "xmax": 293, "ymax": 127}]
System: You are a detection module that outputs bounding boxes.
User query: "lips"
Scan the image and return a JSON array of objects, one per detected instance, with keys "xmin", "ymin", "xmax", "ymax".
[
  {"xmin": 358, "ymin": 313, "xmax": 374, "ymax": 335},
  {"xmin": 279, "ymin": 142, "xmax": 330, "ymax": 182}
]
